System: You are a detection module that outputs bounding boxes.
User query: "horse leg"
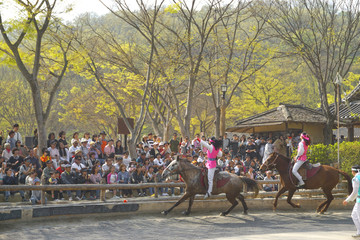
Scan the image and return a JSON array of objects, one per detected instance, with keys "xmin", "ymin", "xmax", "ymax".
[
  {"xmin": 319, "ymin": 188, "xmax": 334, "ymax": 214},
  {"xmin": 182, "ymin": 195, "xmax": 195, "ymax": 216},
  {"xmin": 273, "ymin": 186, "xmax": 287, "ymax": 211},
  {"xmin": 220, "ymin": 194, "xmax": 238, "ymax": 216},
  {"xmin": 237, "ymin": 193, "xmax": 248, "ymax": 215},
  {"xmin": 161, "ymin": 192, "xmax": 190, "ymax": 215},
  {"xmin": 287, "ymin": 188, "xmax": 300, "ymax": 208}
]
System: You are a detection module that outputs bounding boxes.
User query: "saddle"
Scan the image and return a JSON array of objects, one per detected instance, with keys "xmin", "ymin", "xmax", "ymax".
[
  {"xmin": 290, "ymin": 161, "xmax": 321, "ymax": 182},
  {"xmin": 200, "ymin": 168, "xmax": 231, "ymax": 190}
]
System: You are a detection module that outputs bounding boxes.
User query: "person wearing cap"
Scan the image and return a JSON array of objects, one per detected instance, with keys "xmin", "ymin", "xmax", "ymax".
[
  {"xmin": 262, "ymin": 138, "xmax": 274, "ymax": 164},
  {"xmin": 30, "ymin": 178, "xmax": 45, "ymax": 204},
  {"xmin": 42, "ymin": 160, "xmax": 54, "ymax": 184},
  {"xmin": 150, "ymin": 142, "xmax": 160, "ymax": 157},
  {"xmin": 197, "ymin": 136, "xmax": 223, "ymax": 199},
  {"xmin": 71, "ymin": 155, "xmax": 86, "ymax": 173},
  {"xmin": 68, "ymin": 140, "xmax": 80, "ymax": 158},
  {"xmin": 104, "ymin": 139, "xmax": 115, "ymax": 157},
  {"xmin": 80, "ymin": 138, "xmax": 90, "ymax": 160},
  {"xmin": 61, "ymin": 164, "xmax": 80, "ymax": 201},
  {"xmin": 344, "ymin": 165, "xmax": 360, "ymax": 238},
  {"xmin": 2, "ymin": 143, "xmax": 13, "ymax": 161},
  {"xmin": 292, "ymin": 132, "xmax": 311, "ymax": 188}
]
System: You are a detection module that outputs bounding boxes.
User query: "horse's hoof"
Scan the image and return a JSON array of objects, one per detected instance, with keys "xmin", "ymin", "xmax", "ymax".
[
  {"xmin": 243, "ymin": 211, "xmax": 248, "ymax": 215},
  {"xmin": 161, "ymin": 210, "xmax": 168, "ymax": 216},
  {"xmin": 220, "ymin": 212, "xmax": 227, "ymax": 216},
  {"xmin": 295, "ymin": 204, "xmax": 301, "ymax": 208},
  {"xmin": 182, "ymin": 211, "xmax": 190, "ymax": 216}
]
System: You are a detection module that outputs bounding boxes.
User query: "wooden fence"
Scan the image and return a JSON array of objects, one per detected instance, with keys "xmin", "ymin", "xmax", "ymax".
[{"xmin": 0, "ymin": 180, "xmax": 348, "ymax": 205}]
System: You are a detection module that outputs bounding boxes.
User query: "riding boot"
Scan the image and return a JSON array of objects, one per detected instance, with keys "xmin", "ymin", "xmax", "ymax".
[
  {"xmin": 296, "ymin": 180, "xmax": 305, "ymax": 189},
  {"xmin": 204, "ymin": 192, "xmax": 211, "ymax": 199}
]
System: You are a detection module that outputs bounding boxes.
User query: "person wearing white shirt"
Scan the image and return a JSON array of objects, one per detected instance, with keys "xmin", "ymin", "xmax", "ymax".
[
  {"xmin": 153, "ymin": 154, "xmax": 164, "ymax": 167},
  {"xmin": 343, "ymin": 165, "xmax": 360, "ymax": 238},
  {"xmin": 68, "ymin": 140, "xmax": 81, "ymax": 157},
  {"xmin": 71, "ymin": 156, "xmax": 86, "ymax": 173},
  {"xmin": 7, "ymin": 124, "xmax": 22, "ymax": 144},
  {"xmin": 122, "ymin": 151, "xmax": 131, "ymax": 169},
  {"xmin": 262, "ymin": 138, "xmax": 274, "ymax": 164}
]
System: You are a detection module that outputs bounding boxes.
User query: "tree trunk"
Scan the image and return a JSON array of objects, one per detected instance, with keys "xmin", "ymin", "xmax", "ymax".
[
  {"xmin": 220, "ymin": 99, "xmax": 227, "ymax": 137},
  {"xmin": 214, "ymin": 106, "xmax": 220, "ymax": 138},
  {"xmin": 127, "ymin": 138, "xmax": 137, "ymax": 159},
  {"xmin": 32, "ymin": 88, "xmax": 47, "ymax": 153},
  {"xmin": 323, "ymin": 119, "xmax": 334, "ymax": 145}
]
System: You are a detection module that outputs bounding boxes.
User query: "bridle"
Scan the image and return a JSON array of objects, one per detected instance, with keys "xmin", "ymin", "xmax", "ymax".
[{"xmin": 262, "ymin": 153, "xmax": 279, "ymax": 170}]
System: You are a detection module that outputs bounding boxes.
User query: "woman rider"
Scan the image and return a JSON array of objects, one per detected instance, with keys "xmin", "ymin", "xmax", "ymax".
[
  {"xmin": 292, "ymin": 132, "xmax": 311, "ymax": 188},
  {"xmin": 198, "ymin": 136, "xmax": 223, "ymax": 199}
]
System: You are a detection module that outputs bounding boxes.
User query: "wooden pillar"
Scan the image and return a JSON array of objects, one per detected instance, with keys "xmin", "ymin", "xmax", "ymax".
[
  {"xmin": 100, "ymin": 189, "xmax": 106, "ymax": 202},
  {"xmin": 348, "ymin": 125, "xmax": 354, "ymax": 142},
  {"xmin": 41, "ymin": 190, "xmax": 45, "ymax": 205}
]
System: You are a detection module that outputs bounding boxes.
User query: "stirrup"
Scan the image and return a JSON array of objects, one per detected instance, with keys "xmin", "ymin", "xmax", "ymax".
[
  {"xmin": 312, "ymin": 163, "xmax": 321, "ymax": 168},
  {"xmin": 204, "ymin": 192, "xmax": 211, "ymax": 199},
  {"xmin": 296, "ymin": 183, "xmax": 305, "ymax": 189}
]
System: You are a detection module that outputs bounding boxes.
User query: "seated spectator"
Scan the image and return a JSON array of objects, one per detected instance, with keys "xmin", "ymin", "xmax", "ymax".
[
  {"xmin": 146, "ymin": 166, "xmax": 155, "ymax": 197},
  {"xmin": 107, "ymin": 166, "xmax": 119, "ymax": 199},
  {"xmin": 102, "ymin": 154, "xmax": 114, "ymax": 182},
  {"xmin": 48, "ymin": 140, "xmax": 60, "ymax": 168},
  {"xmin": 90, "ymin": 165, "xmax": 102, "ymax": 200},
  {"xmin": 128, "ymin": 159, "xmax": 137, "ymax": 173},
  {"xmin": 25, "ymin": 170, "xmax": 37, "ymax": 186},
  {"xmin": 58, "ymin": 141, "xmax": 69, "ymax": 162},
  {"xmin": 68, "ymin": 140, "xmax": 80, "ymax": 159},
  {"xmin": 2, "ymin": 143, "xmax": 13, "ymax": 161},
  {"xmin": 0, "ymin": 158, "xmax": 6, "ymax": 185},
  {"xmin": 56, "ymin": 160, "xmax": 67, "ymax": 174},
  {"xmin": 114, "ymin": 157, "xmax": 123, "ymax": 172},
  {"xmin": 246, "ymin": 167, "xmax": 256, "ymax": 179},
  {"xmin": 77, "ymin": 169, "xmax": 90, "ymax": 200},
  {"xmin": 263, "ymin": 170, "xmax": 276, "ymax": 192},
  {"xmin": 26, "ymin": 149, "xmax": 42, "ymax": 177},
  {"xmin": 30, "ymin": 178, "xmax": 46, "ymax": 204},
  {"xmin": 60, "ymin": 164, "xmax": 81, "ymax": 201},
  {"xmin": 131, "ymin": 165, "xmax": 146, "ymax": 197},
  {"xmin": 89, "ymin": 141, "xmax": 101, "ymax": 159},
  {"xmin": 42, "ymin": 160, "xmax": 54, "ymax": 184},
  {"xmin": 155, "ymin": 166, "xmax": 168, "ymax": 196},
  {"xmin": 3, "ymin": 168, "xmax": 25, "ymax": 202},
  {"xmin": 122, "ymin": 151, "xmax": 131, "ymax": 169},
  {"xmin": 154, "ymin": 154, "xmax": 164, "ymax": 168},
  {"xmin": 15, "ymin": 140, "xmax": 28, "ymax": 158},
  {"xmin": 49, "ymin": 170, "xmax": 63, "ymax": 201},
  {"xmin": 40, "ymin": 149, "xmax": 51, "ymax": 169},
  {"xmin": 166, "ymin": 172, "xmax": 184, "ymax": 197},
  {"xmin": 136, "ymin": 152, "xmax": 146, "ymax": 166},
  {"xmin": 243, "ymin": 155, "xmax": 252, "ymax": 173},
  {"xmin": 115, "ymin": 140, "xmax": 124, "ymax": 155},
  {"xmin": 7, "ymin": 148, "xmax": 24, "ymax": 172},
  {"xmin": 80, "ymin": 138, "xmax": 90, "ymax": 160},
  {"xmin": 117, "ymin": 164, "xmax": 131, "ymax": 198},
  {"xmin": 47, "ymin": 132, "xmax": 56, "ymax": 148},
  {"xmin": 85, "ymin": 153, "xmax": 95, "ymax": 172},
  {"xmin": 58, "ymin": 131, "xmax": 68, "ymax": 148},
  {"xmin": 104, "ymin": 139, "xmax": 115, "ymax": 157},
  {"xmin": 71, "ymin": 155, "xmax": 86, "ymax": 173},
  {"xmin": 19, "ymin": 158, "xmax": 32, "ymax": 184}
]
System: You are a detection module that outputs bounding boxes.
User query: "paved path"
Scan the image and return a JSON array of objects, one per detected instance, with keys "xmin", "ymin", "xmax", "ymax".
[{"xmin": 0, "ymin": 210, "xmax": 357, "ymax": 240}]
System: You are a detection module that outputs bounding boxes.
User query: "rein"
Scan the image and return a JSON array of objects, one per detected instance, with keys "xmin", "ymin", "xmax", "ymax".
[{"xmin": 264, "ymin": 154, "xmax": 279, "ymax": 170}]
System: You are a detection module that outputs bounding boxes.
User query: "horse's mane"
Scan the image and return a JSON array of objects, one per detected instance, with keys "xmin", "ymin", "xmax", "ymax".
[
  {"xmin": 273, "ymin": 152, "xmax": 292, "ymax": 164},
  {"xmin": 179, "ymin": 158, "xmax": 202, "ymax": 170}
]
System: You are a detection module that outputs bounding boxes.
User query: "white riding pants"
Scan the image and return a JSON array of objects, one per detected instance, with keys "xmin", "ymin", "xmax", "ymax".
[
  {"xmin": 207, "ymin": 168, "xmax": 216, "ymax": 194},
  {"xmin": 352, "ymin": 202, "xmax": 360, "ymax": 234},
  {"xmin": 292, "ymin": 160, "xmax": 305, "ymax": 185}
]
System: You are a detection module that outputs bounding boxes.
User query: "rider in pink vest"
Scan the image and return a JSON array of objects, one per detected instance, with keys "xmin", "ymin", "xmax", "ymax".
[
  {"xmin": 292, "ymin": 132, "xmax": 311, "ymax": 188},
  {"xmin": 198, "ymin": 136, "xmax": 223, "ymax": 199}
]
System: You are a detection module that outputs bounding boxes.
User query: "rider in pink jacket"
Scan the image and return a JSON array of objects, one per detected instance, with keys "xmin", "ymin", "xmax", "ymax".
[
  {"xmin": 292, "ymin": 132, "xmax": 311, "ymax": 188},
  {"xmin": 199, "ymin": 137, "xmax": 223, "ymax": 199}
]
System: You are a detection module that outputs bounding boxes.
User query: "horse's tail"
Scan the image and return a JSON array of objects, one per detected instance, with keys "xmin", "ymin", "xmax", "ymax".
[
  {"xmin": 338, "ymin": 170, "xmax": 353, "ymax": 194},
  {"xmin": 241, "ymin": 177, "xmax": 259, "ymax": 198}
]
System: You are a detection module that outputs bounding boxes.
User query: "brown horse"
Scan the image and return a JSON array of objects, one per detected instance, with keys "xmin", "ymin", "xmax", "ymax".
[
  {"xmin": 260, "ymin": 152, "xmax": 352, "ymax": 213},
  {"xmin": 161, "ymin": 156, "xmax": 259, "ymax": 216}
]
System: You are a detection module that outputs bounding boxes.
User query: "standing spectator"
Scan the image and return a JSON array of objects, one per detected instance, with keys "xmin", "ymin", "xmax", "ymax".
[
  {"xmin": 169, "ymin": 133, "xmax": 179, "ymax": 154},
  {"xmin": 115, "ymin": 140, "xmax": 124, "ymax": 155},
  {"xmin": 32, "ymin": 129, "xmax": 38, "ymax": 149},
  {"xmin": 8, "ymin": 124, "xmax": 22, "ymax": 144},
  {"xmin": 117, "ymin": 164, "xmax": 131, "ymax": 197},
  {"xmin": 3, "ymin": 168, "xmax": 25, "ymax": 202},
  {"xmin": 147, "ymin": 133, "xmax": 154, "ymax": 148},
  {"xmin": 58, "ymin": 131, "xmax": 68, "ymax": 148},
  {"xmin": 229, "ymin": 134, "xmax": 240, "ymax": 158},
  {"xmin": 258, "ymin": 137, "xmax": 266, "ymax": 160},
  {"xmin": 90, "ymin": 165, "xmax": 102, "ymax": 200},
  {"xmin": 104, "ymin": 139, "xmax": 115, "ymax": 157},
  {"xmin": 107, "ymin": 166, "xmax": 119, "ymax": 199},
  {"xmin": 47, "ymin": 132, "xmax": 56, "ymax": 148},
  {"xmin": 180, "ymin": 136, "xmax": 190, "ymax": 155},
  {"xmin": 141, "ymin": 135, "xmax": 149, "ymax": 148},
  {"xmin": 222, "ymin": 133, "xmax": 230, "ymax": 151},
  {"xmin": 6, "ymin": 130, "xmax": 16, "ymax": 150},
  {"xmin": 83, "ymin": 132, "xmax": 92, "ymax": 148},
  {"xmin": 2, "ymin": 143, "xmax": 13, "ymax": 161},
  {"xmin": 192, "ymin": 134, "xmax": 201, "ymax": 149},
  {"xmin": 0, "ymin": 130, "xmax": 3, "ymax": 146},
  {"xmin": 262, "ymin": 138, "xmax": 274, "ymax": 164},
  {"xmin": 245, "ymin": 140, "xmax": 257, "ymax": 159},
  {"xmin": 71, "ymin": 132, "xmax": 80, "ymax": 146},
  {"xmin": 286, "ymin": 134, "xmax": 294, "ymax": 157}
]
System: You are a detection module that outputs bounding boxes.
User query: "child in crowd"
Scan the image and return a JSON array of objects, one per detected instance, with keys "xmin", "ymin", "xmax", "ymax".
[
  {"xmin": 30, "ymin": 178, "xmax": 46, "ymax": 204},
  {"xmin": 107, "ymin": 166, "xmax": 119, "ymax": 199}
]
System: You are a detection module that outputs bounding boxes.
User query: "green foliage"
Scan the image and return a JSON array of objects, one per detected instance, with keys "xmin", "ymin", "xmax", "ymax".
[{"xmin": 306, "ymin": 142, "xmax": 360, "ymax": 175}]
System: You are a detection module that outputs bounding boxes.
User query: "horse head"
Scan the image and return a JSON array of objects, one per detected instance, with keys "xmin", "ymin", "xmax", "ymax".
[
  {"xmin": 260, "ymin": 152, "xmax": 279, "ymax": 173},
  {"xmin": 162, "ymin": 155, "xmax": 182, "ymax": 178}
]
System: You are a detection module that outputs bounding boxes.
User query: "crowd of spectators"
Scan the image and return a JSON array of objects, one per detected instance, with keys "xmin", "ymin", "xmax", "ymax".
[{"xmin": 0, "ymin": 123, "xmax": 302, "ymax": 203}]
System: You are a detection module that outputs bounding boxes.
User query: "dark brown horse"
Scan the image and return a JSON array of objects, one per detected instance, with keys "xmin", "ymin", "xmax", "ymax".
[
  {"xmin": 260, "ymin": 152, "xmax": 352, "ymax": 213},
  {"xmin": 161, "ymin": 157, "xmax": 259, "ymax": 216}
]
